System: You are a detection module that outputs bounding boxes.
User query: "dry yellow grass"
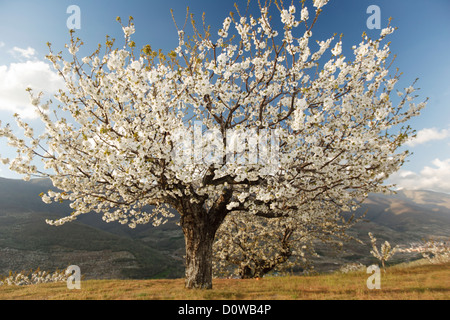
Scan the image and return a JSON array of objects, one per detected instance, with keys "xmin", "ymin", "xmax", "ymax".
[{"xmin": 1, "ymin": 262, "xmax": 448, "ymax": 300}]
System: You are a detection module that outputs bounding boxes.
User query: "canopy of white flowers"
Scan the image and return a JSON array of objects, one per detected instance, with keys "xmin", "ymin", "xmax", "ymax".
[{"xmin": 0, "ymin": 0, "xmax": 426, "ymax": 230}]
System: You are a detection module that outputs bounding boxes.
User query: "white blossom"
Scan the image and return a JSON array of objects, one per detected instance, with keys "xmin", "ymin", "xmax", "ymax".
[
  {"xmin": 122, "ymin": 25, "xmax": 135, "ymax": 37},
  {"xmin": 301, "ymin": 7, "xmax": 309, "ymax": 21},
  {"xmin": 0, "ymin": 267, "xmax": 70, "ymax": 287},
  {"xmin": 313, "ymin": 0, "xmax": 329, "ymax": 9},
  {"xmin": 380, "ymin": 26, "xmax": 394, "ymax": 37}
]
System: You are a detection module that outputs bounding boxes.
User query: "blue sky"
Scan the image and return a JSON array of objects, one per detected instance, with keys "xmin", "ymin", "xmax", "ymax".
[{"xmin": 0, "ymin": 0, "xmax": 449, "ymax": 193}]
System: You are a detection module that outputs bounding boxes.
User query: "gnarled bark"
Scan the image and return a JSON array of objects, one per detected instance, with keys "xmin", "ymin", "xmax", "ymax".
[
  {"xmin": 180, "ymin": 189, "xmax": 232, "ymax": 289},
  {"xmin": 182, "ymin": 216, "xmax": 217, "ymax": 289}
]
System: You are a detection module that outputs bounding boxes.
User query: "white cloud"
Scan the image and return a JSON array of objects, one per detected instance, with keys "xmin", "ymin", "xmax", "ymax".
[
  {"xmin": 0, "ymin": 60, "xmax": 65, "ymax": 118},
  {"xmin": 389, "ymin": 158, "xmax": 450, "ymax": 194},
  {"xmin": 9, "ymin": 46, "xmax": 37, "ymax": 59},
  {"xmin": 405, "ymin": 127, "xmax": 450, "ymax": 147},
  {"xmin": 0, "ymin": 42, "xmax": 5, "ymax": 48}
]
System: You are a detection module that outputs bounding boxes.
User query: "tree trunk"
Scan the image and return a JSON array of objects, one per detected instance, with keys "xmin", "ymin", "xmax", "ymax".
[
  {"xmin": 182, "ymin": 220, "xmax": 216, "ymax": 289},
  {"xmin": 180, "ymin": 205, "xmax": 225, "ymax": 289},
  {"xmin": 179, "ymin": 189, "xmax": 232, "ymax": 289},
  {"xmin": 240, "ymin": 265, "xmax": 255, "ymax": 279}
]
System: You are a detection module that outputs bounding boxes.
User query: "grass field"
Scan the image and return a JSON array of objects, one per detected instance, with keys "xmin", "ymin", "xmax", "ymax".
[{"xmin": 0, "ymin": 262, "xmax": 448, "ymax": 300}]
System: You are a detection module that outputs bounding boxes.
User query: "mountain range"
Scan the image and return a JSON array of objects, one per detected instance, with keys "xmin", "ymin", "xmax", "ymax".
[{"xmin": 0, "ymin": 177, "xmax": 449, "ymax": 278}]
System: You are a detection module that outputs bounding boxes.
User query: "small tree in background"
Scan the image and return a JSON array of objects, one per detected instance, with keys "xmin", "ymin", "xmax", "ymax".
[
  {"xmin": 368, "ymin": 232, "xmax": 398, "ymax": 272},
  {"xmin": 214, "ymin": 212, "xmax": 317, "ymax": 279},
  {"xmin": 0, "ymin": 0, "xmax": 426, "ymax": 289},
  {"xmin": 213, "ymin": 203, "xmax": 360, "ymax": 278},
  {"xmin": 398, "ymin": 237, "xmax": 450, "ymax": 264}
]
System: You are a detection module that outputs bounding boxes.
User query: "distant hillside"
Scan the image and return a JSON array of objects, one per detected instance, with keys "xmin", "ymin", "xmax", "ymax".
[
  {"xmin": 361, "ymin": 190, "xmax": 450, "ymax": 235},
  {"xmin": 309, "ymin": 189, "xmax": 450, "ymax": 272},
  {"xmin": 0, "ymin": 177, "xmax": 184, "ymax": 279},
  {"xmin": 0, "ymin": 177, "xmax": 449, "ymax": 278}
]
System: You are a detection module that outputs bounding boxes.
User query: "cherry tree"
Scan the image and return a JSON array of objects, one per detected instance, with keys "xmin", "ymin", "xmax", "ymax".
[
  {"xmin": 368, "ymin": 232, "xmax": 398, "ymax": 272},
  {"xmin": 213, "ymin": 202, "xmax": 359, "ymax": 278},
  {"xmin": 0, "ymin": 0, "xmax": 426, "ymax": 289},
  {"xmin": 398, "ymin": 238, "xmax": 450, "ymax": 264}
]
